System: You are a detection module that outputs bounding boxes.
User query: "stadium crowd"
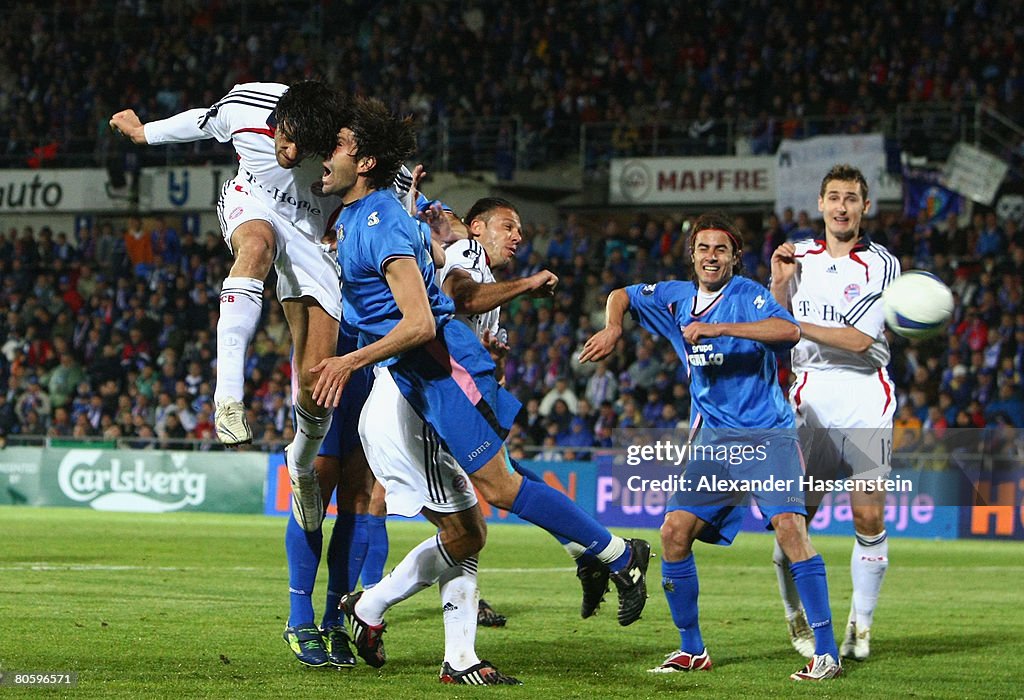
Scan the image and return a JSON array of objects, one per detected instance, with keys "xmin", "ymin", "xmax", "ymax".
[
  {"xmin": 1, "ymin": 202, "xmax": 1023, "ymax": 467},
  {"xmin": 1, "ymin": 0, "xmax": 1023, "ymax": 466},
  {"xmin": 1, "ymin": 0, "xmax": 1023, "ymax": 168}
]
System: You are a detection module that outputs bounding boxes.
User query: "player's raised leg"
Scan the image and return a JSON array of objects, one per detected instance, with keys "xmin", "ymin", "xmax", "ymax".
[
  {"xmin": 470, "ymin": 451, "xmax": 651, "ymax": 626},
  {"xmin": 282, "ymin": 299, "xmax": 339, "ymax": 531},
  {"xmin": 214, "ymin": 221, "xmax": 274, "ymax": 445},
  {"xmin": 513, "ymin": 459, "xmax": 610, "ymax": 618}
]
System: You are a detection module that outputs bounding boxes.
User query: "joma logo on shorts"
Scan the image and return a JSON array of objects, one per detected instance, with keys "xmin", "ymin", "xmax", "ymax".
[{"xmin": 466, "ymin": 441, "xmax": 492, "ymax": 461}]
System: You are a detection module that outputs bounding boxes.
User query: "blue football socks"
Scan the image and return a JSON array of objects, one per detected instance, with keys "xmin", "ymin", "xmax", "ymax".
[
  {"xmin": 321, "ymin": 511, "xmax": 355, "ymax": 628},
  {"xmin": 790, "ymin": 554, "xmax": 839, "ymax": 659},
  {"xmin": 662, "ymin": 555, "xmax": 704, "ymax": 653},
  {"xmin": 285, "ymin": 513, "xmax": 323, "ymax": 628},
  {"xmin": 362, "ymin": 514, "xmax": 389, "ymax": 588},
  {"xmin": 509, "ymin": 477, "xmax": 615, "ymax": 560}
]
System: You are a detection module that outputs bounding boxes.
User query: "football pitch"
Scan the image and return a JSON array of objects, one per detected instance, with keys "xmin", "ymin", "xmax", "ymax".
[{"xmin": 1, "ymin": 507, "xmax": 1021, "ymax": 699}]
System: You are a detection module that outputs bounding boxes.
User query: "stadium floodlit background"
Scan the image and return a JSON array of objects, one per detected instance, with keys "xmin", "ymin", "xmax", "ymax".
[{"xmin": 1, "ymin": 1, "xmax": 1023, "ymax": 696}]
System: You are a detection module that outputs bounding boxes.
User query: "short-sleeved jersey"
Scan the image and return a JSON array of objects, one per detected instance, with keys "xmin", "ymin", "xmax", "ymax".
[
  {"xmin": 626, "ymin": 276, "xmax": 797, "ymax": 430},
  {"xmin": 439, "ymin": 238, "xmax": 497, "ymax": 339},
  {"xmin": 785, "ymin": 237, "xmax": 899, "ymax": 373},
  {"xmin": 143, "ymin": 82, "xmax": 336, "ymax": 243},
  {"xmin": 334, "ymin": 188, "xmax": 454, "ymax": 357}
]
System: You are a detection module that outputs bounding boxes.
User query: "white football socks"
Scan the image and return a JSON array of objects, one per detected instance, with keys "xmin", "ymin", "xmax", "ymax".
[
  {"xmin": 439, "ymin": 557, "xmax": 482, "ymax": 670},
  {"xmin": 215, "ymin": 277, "xmax": 263, "ymax": 404},
  {"xmin": 851, "ymin": 530, "xmax": 888, "ymax": 629},
  {"xmin": 772, "ymin": 539, "xmax": 803, "ymax": 619},
  {"xmin": 594, "ymin": 536, "xmax": 627, "ymax": 566},
  {"xmin": 289, "ymin": 404, "xmax": 331, "ymax": 477},
  {"xmin": 356, "ymin": 534, "xmax": 456, "ymax": 625},
  {"xmin": 563, "ymin": 541, "xmax": 587, "ymax": 559}
]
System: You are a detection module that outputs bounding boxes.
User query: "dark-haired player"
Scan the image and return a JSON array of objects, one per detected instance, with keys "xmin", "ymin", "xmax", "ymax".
[
  {"xmin": 770, "ymin": 163, "xmax": 900, "ymax": 662},
  {"xmin": 582, "ymin": 212, "xmax": 842, "ymax": 681}
]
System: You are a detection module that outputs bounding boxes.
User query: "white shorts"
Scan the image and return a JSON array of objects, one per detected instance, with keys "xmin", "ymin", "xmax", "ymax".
[
  {"xmin": 217, "ymin": 177, "xmax": 342, "ymax": 321},
  {"xmin": 790, "ymin": 369, "xmax": 895, "ymax": 481},
  {"xmin": 358, "ymin": 366, "xmax": 478, "ymax": 517}
]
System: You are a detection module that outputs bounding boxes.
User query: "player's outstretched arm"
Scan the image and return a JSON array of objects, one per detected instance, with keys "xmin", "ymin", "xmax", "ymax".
[
  {"xmin": 796, "ymin": 322, "xmax": 874, "ymax": 353},
  {"xmin": 683, "ymin": 318, "xmax": 800, "ymax": 346},
  {"xmin": 579, "ymin": 288, "xmax": 630, "ymax": 363},
  {"xmin": 442, "ymin": 268, "xmax": 557, "ymax": 316},
  {"xmin": 310, "ymin": 257, "xmax": 436, "ymax": 407}
]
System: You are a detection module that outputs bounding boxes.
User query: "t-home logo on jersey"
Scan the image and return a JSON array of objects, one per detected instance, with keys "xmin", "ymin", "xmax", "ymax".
[{"xmin": 57, "ymin": 449, "xmax": 207, "ymax": 512}]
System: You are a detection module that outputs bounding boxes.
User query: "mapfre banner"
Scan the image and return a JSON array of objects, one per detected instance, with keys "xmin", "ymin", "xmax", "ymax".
[{"xmin": 610, "ymin": 157, "xmax": 775, "ymax": 205}]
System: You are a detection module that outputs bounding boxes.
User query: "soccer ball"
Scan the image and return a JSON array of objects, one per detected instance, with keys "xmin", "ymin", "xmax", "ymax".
[{"xmin": 882, "ymin": 271, "xmax": 954, "ymax": 339}]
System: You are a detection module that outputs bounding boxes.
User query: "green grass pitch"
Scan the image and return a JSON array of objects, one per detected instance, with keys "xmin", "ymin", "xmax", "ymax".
[{"xmin": 0, "ymin": 507, "xmax": 1021, "ymax": 698}]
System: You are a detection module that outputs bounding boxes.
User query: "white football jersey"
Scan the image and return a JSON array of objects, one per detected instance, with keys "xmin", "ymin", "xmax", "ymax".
[
  {"xmin": 786, "ymin": 237, "xmax": 900, "ymax": 373},
  {"xmin": 143, "ymin": 82, "xmax": 336, "ymax": 244},
  {"xmin": 439, "ymin": 238, "xmax": 498, "ymax": 339}
]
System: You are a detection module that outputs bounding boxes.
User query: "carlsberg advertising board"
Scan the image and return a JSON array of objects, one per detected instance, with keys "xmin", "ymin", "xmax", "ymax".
[{"xmin": 38, "ymin": 448, "xmax": 265, "ymax": 514}]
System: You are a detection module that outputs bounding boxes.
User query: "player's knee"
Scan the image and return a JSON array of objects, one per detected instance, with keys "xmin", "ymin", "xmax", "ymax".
[
  {"xmin": 443, "ymin": 515, "xmax": 487, "ymax": 560},
  {"xmin": 852, "ymin": 508, "xmax": 885, "ymax": 535},
  {"xmin": 471, "ymin": 464, "xmax": 521, "ymax": 510},
  {"xmin": 230, "ymin": 226, "xmax": 274, "ymax": 275},
  {"xmin": 347, "ymin": 489, "xmax": 370, "ymax": 514},
  {"xmin": 772, "ymin": 512, "xmax": 809, "ymax": 551},
  {"xmin": 660, "ymin": 516, "xmax": 693, "ymax": 560},
  {"xmin": 463, "ymin": 519, "xmax": 487, "ymax": 556},
  {"xmin": 293, "ymin": 386, "xmax": 330, "ymax": 419}
]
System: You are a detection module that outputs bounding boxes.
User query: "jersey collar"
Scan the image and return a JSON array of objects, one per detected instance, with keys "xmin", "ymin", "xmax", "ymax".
[{"xmin": 851, "ymin": 232, "xmax": 871, "ymax": 252}]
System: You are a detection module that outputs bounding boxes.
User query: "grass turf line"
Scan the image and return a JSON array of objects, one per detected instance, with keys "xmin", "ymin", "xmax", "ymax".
[{"xmin": 0, "ymin": 506, "xmax": 1022, "ymax": 699}]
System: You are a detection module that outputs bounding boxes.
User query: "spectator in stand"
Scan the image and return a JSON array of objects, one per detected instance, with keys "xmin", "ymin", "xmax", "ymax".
[
  {"xmin": 791, "ymin": 211, "xmax": 817, "ymax": 241},
  {"xmin": 159, "ymin": 412, "xmax": 188, "ymax": 446},
  {"xmin": 123, "ymin": 216, "xmax": 155, "ymax": 279},
  {"xmin": 46, "ymin": 353, "xmax": 85, "ymax": 408},
  {"xmin": 986, "ymin": 383, "xmax": 1024, "ymax": 428},
  {"xmin": 47, "ymin": 406, "xmax": 73, "ymax": 438},
  {"xmin": 976, "ymin": 212, "xmax": 1006, "ymax": 258},
  {"xmin": 20, "ymin": 408, "xmax": 47, "ymax": 437},
  {"xmin": 585, "ymin": 359, "xmax": 619, "ymax": 407},
  {"xmin": 539, "ymin": 376, "xmax": 579, "ymax": 417},
  {"xmin": 626, "ymin": 342, "xmax": 663, "ymax": 390},
  {"xmin": 15, "ymin": 378, "xmax": 51, "ymax": 430},
  {"xmin": 557, "ymin": 416, "xmax": 594, "ymax": 459},
  {"xmin": 150, "ymin": 216, "xmax": 182, "ymax": 268},
  {"xmin": 893, "ymin": 403, "xmax": 923, "ymax": 452},
  {"xmin": 0, "ymin": 393, "xmax": 17, "ymax": 437}
]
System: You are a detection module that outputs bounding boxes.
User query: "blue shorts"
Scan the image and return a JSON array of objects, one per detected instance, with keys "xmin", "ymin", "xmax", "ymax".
[
  {"xmin": 388, "ymin": 321, "xmax": 521, "ymax": 473},
  {"xmin": 318, "ymin": 331, "xmax": 374, "ymax": 460},
  {"xmin": 667, "ymin": 428, "xmax": 806, "ymax": 546}
]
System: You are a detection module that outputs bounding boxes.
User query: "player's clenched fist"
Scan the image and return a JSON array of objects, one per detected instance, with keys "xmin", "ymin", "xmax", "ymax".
[{"xmin": 109, "ymin": 109, "xmax": 148, "ymax": 144}]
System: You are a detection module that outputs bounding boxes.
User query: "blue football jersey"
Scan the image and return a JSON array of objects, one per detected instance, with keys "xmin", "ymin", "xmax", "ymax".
[
  {"xmin": 625, "ymin": 276, "xmax": 797, "ymax": 430},
  {"xmin": 334, "ymin": 188, "xmax": 454, "ymax": 359}
]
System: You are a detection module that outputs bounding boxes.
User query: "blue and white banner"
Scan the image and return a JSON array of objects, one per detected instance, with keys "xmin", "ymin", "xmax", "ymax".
[
  {"xmin": 774, "ymin": 133, "xmax": 901, "ymax": 218},
  {"xmin": 903, "ymin": 166, "xmax": 965, "ymax": 224}
]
